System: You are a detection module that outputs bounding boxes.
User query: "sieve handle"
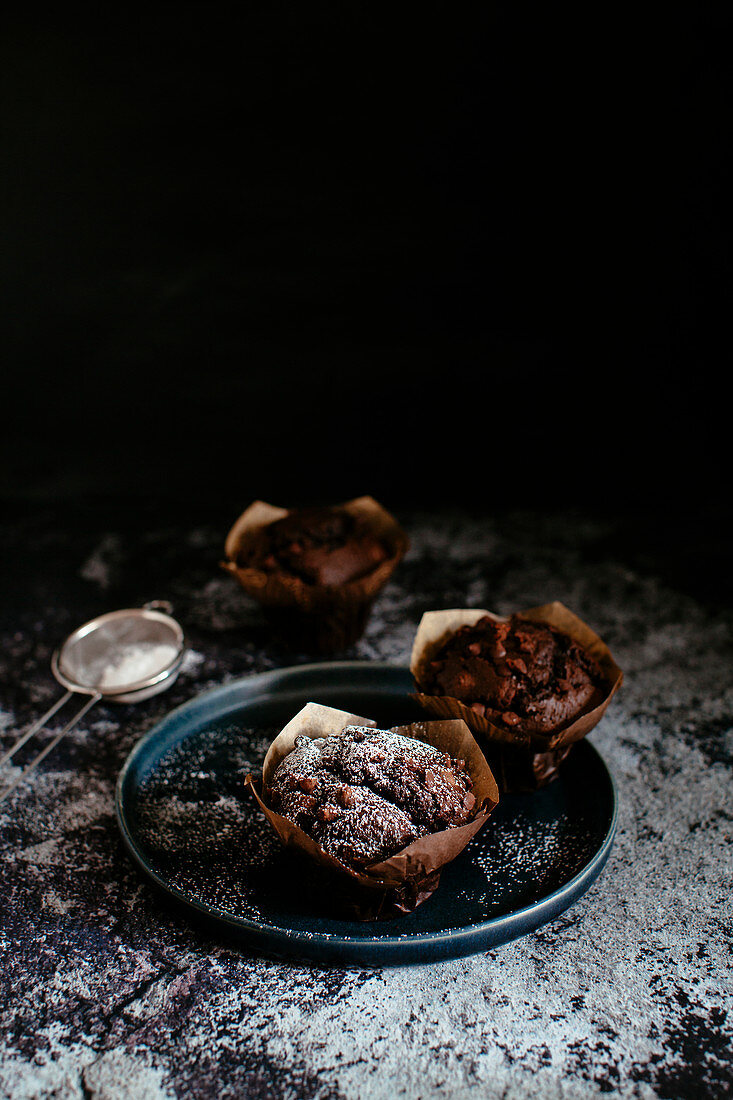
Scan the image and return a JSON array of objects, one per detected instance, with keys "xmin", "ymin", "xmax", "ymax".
[
  {"xmin": 0, "ymin": 692, "xmax": 101, "ymax": 805},
  {"xmin": 143, "ymin": 600, "xmax": 174, "ymax": 615}
]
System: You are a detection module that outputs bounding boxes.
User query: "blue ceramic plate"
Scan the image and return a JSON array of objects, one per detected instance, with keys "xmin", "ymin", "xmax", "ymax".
[{"xmin": 116, "ymin": 662, "xmax": 617, "ymax": 966}]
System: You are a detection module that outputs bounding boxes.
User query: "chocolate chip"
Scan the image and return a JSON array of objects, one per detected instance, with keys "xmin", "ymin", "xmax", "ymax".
[
  {"xmin": 316, "ymin": 804, "xmax": 341, "ymax": 822},
  {"xmin": 298, "ymin": 776, "xmax": 318, "ymax": 794},
  {"xmin": 463, "ymin": 791, "xmax": 476, "ymax": 812},
  {"xmin": 336, "ymin": 784, "xmax": 355, "ymax": 808},
  {"xmin": 424, "ymin": 768, "xmax": 436, "ymax": 790}
]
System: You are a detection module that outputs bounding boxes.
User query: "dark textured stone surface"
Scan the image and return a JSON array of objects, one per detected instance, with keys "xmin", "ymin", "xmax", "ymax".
[{"xmin": 1, "ymin": 501, "xmax": 731, "ymax": 1099}]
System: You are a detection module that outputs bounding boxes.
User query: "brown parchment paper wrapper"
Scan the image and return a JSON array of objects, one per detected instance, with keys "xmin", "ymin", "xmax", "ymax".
[
  {"xmin": 243, "ymin": 702, "xmax": 499, "ymax": 921},
  {"xmin": 221, "ymin": 496, "xmax": 409, "ymax": 653},
  {"xmin": 410, "ymin": 602, "xmax": 624, "ymax": 794}
]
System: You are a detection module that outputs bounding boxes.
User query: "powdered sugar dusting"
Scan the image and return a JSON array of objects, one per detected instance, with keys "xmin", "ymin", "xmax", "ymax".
[
  {"xmin": 133, "ymin": 722, "xmax": 280, "ymax": 920},
  {"xmin": 5, "ymin": 505, "xmax": 730, "ymax": 1098},
  {"xmin": 99, "ymin": 642, "xmax": 179, "ymax": 689},
  {"xmin": 128, "ymin": 715, "xmax": 609, "ymax": 933}
]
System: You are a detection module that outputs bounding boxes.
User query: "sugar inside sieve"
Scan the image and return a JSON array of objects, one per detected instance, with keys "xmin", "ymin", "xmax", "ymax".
[
  {"xmin": 0, "ymin": 602, "xmax": 185, "ymax": 803},
  {"xmin": 53, "ymin": 605, "xmax": 184, "ymax": 703}
]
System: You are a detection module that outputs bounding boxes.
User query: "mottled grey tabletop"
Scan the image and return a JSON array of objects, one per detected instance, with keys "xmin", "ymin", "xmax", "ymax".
[{"xmin": 1, "ymin": 502, "xmax": 731, "ymax": 1099}]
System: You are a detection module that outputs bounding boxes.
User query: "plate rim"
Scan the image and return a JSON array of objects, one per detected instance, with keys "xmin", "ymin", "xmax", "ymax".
[{"xmin": 115, "ymin": 661, "xmax": 618, "ymax": 962}]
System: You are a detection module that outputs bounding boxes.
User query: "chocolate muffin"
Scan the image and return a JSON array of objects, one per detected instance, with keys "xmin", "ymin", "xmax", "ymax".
[
  {"xmin": 223, "ymin": 497, "xmax": 409, "ymax": 653},
  {"xmin": 243, "ymin": 506, "xmax": 389, "ymax": 587},
  {"xmin": 421, "ymin": 615, "xmax": 606, "ymax": 735},
  {"xmin": 269, "ymin": 726, "xmax": 476, "ymax": 868}
]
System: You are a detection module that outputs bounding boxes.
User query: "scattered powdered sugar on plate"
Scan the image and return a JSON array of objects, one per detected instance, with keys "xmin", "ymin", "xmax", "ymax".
[
  {"xmin": 130, "ymin": 718, "xmax": 611, "ymax": 932},
  {"xmin": 133, "ymin": 723, "xmax": 285, "ymax": 920}
]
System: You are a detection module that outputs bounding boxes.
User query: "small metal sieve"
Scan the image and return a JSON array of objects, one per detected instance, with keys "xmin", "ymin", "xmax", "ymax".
[{"xmin": 0, "ymin": 602, "xmax": 185, "ymax": 804}]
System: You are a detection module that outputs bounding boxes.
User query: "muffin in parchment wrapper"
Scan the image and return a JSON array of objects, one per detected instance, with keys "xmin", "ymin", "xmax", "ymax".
[
  {"xmin": 221, "ymin": 496, "xmax": 409, "ymax": 654},
  {"xmin": 410, "ymin": 602, "xmax": 623, "ymax": 794},
  {"xmin": 243, "ymin": 702, "xmax": 499, "ymax": 921}
]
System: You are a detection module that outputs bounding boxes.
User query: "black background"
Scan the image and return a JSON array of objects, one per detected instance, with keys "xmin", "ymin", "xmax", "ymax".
[{"xmin": 1, "ymin": 7, "xmax": 731, "ymax": 516}]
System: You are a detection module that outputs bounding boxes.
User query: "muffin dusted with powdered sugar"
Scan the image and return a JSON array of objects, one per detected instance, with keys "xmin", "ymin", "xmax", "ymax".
[{"xmin": 268, "ymin": 726, "xmax": 476, "ymax": 868}]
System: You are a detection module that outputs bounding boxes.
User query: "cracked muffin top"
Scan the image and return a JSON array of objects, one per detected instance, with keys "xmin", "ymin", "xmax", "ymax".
[
  {"xmin": 268, "ymin": 725, "xmax": 476, "ymax": 867},
  {"xmin": 418, "ymin": 615, "xmax": 606, "ymax": 735},
  {"xmin": 240, "ymin": 506, "xmax": 389, "ymax": 586}
]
